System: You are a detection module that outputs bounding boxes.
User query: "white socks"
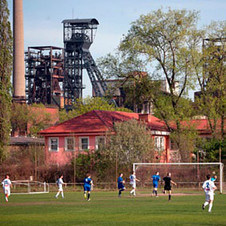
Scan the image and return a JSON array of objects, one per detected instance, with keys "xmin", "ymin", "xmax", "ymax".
[
  {"xmin": 56, "ymin": 191, "xmax": 64, "ymax": 198},
  {"xmin": 208, "ymin": 203, "xmax": 213, "ymax": 212},
  {"xmin": 203, "ymin": 201, "xmax": 213, "ymax": 212},
  {"xmin": 204, "ymin": 201, "xmax": 209, "ymax": 207}
]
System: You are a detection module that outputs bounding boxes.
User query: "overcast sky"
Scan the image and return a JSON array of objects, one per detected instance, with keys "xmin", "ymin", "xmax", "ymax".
[{"xmin": 7, "ymin": 0, "xmax": 226, "ymax": 97}]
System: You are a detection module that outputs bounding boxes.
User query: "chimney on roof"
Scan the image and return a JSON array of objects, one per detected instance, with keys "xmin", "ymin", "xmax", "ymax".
[{"xmin": 139, "ymin": 113, "xmax": 151, "ymax": 123}]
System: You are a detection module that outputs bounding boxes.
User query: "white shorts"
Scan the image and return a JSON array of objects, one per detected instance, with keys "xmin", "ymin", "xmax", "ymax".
[
  {"xmin": 130, "ymin": 183, "xmax": 136, "ymax": 188},
  {"xmin": 58, "ymin": 186, "xmax": 63, "ymax": 192},
  {"xmin": 205, "ymin": 192, "xmax": 214, "ymax": 201},
  {"xmin": 3, "ymin": 187, "xmax": 10, "ymax": 196}
]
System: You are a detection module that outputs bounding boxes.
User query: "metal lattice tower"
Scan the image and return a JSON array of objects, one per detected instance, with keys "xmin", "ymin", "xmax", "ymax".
[
  {"xmin": 62, "ymin": 18, "xmax": 107, "ymax": 110},
  {"xmin": 25, "ymin": 46, "xmax": 64, "ymax": 107}
]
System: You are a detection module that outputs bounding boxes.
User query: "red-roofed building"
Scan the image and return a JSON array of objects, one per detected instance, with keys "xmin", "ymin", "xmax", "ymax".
[
  {"xmin": 39, "ymin": 110, "xmax": 171, "ymax": 166},
  {"xmin": 180, "ymin": 118, "xmax": 225, "ymax": 138},
  {"xmin": 12, "ymin": 105, "xmax": 59, "ymax": 137}
]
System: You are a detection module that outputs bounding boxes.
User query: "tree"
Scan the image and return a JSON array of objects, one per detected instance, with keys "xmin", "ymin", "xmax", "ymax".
[
  {"xmin": 97, "ymin": 51, "xmax": 152, "ymax": 112},
  {"xmin": 11, "ymin": 103, "xmax": 53, "ymax": 137},
  {"xmin": 97, "ymin": 52, "xmax": 147, "ymax": 80},
  {"xmin": 100, "ymin": 119, "xmax": 154, "ymax": 173},
  {"xmin": 72, "ymin": 152, "xmax": 94, "ymax": 182},
  {"xmin": 59, "ymin": 97, "xmax": 132, "ymax": 122},
  {"xmin": 170, "ymin": 128, "xmax": 198, "ymax": 162},
  {"xmin": 193, "ymin": 21, "xmax": 226, "ymax": 140},
  {"xmin": 119, "ymin": 9, "xmax": 199, "ymax": 125},
  {"xmin": 99, "ymin": 8, "xmax": 201, "ymax": 161},
  {"xmin": 195, "ymin": 138, "xmax": 226, "ymax": 162},
  {"xmin": 1, "ymin": 143, "xmax": 45, "ymax": 181},
  {"xmin": 28, "ymin": 104, "xmax": 53, "ymax": 136},
  {"xmin": 0, "ymin": 0, "xmax": 12, "ymax": 161},
  {"xmin": 11, "ymin": 103, "xmax": 29, "ymax": 135}
]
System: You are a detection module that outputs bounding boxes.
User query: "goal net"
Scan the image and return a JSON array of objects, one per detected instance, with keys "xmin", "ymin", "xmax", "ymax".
[
  {"xmin": 133, "ymin": 162, "xmax": 224, "ymax": 193},
  {"xmin": 11, "ymin": 180, "xmax": 49, "ymax": 194}
]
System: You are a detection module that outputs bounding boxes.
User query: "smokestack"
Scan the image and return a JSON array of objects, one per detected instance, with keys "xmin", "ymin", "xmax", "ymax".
[{"xmin": 13, "ymin": 0, "xmax": 25, "ymax": 102}]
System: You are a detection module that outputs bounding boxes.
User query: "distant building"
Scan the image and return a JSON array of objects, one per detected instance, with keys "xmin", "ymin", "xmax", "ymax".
[
  {"xmin": 11, "ymin": 105, "xmax": 59, "ymax": 137},
  {"xmin": 93, "ymin": 73, "xmax": 179, "ymax": 113},
  {"xmin": 181, "ymin": 118, "xmax": 225, "ymax": 139},
  {"xmin": 25, "ymin": 46, "xmax": 64, "ymax": 108},
  {"xmin": 194, "ymin": 37, "xmax": 225, "ymax": 100},
  {"xmin": 39, "ymin": 110, "xmax": 172, "ymax": 166},
  {"xmin": 39, "ymin": 110, "xmax": 224, "ymax": 166}
]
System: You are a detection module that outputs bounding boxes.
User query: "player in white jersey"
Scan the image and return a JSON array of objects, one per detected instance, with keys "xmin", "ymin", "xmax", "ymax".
[
  {"xmin": 2, "ymin": 175, "xmax": 12, "ymax": 202},
  {"xmin": 55, "ymin": 175, "xmax": 66, "ymax": 199},
  {"xmin": 202, "ymin": 174, "xmax": 217, "ymax": 213},
  {"xmin": 129, "ymin": 171, "xmax": 140, "ymax": 196}
]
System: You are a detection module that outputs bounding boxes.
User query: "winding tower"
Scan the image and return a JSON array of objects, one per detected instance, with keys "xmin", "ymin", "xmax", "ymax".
[
  {"xmin": 25, "ymin": 46, "xmax": 64, "ymax": 107},
  {"xmin": 62, "ymin": 18, "xmax": 107, "ymax": 110}
]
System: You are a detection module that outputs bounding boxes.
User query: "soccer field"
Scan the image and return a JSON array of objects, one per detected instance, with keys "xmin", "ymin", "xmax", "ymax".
[{"xmin": 0, "ymin": 192, "xmax": 226, "ymax": 226}]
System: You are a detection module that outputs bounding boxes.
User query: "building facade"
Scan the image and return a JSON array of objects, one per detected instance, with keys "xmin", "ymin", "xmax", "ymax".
[{"xmin": 39, "ymin": 110, "xmax": 171, "ymax": 166}]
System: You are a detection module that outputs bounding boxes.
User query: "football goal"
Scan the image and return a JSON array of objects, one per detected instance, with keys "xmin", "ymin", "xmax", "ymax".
[
  {"xmin": 133, "ymin": 162, "xmax": 224, "ymax": 193},
  {"xmin": 11, "ymin": 180, "xmax": 49, "ymax": 195}
]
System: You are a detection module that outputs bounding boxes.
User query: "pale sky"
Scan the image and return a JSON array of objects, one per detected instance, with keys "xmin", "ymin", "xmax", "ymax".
[{"xmin": 7, "ymin": 0, "xmax": 226, "ymax": 97}]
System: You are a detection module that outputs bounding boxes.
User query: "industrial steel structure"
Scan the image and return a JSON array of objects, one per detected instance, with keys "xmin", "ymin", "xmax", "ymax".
[
  {"xmin": 25, "ymin": 46, "xmax": 64, "ymax": 107},
  {"xmin": 62, "ymin": 18, "xmax": 107, "ymax": 110},
  {"xmin": 195, "ymin": 37, "xmax": 225, "ymax": 100},
  {"xmin": 203, "ymin": 37, "xmax": 226, "ymax": 82}
]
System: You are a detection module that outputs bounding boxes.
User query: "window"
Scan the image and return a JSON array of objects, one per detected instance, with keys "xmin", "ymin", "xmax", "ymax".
[
  {"xmin": 95, "ymin": 136, "xmax": 106, "ymax": 150},
  {"xmin": 154, "ymin": 137, "xmax": 158, "ymax": 149},
  {"xmin": 65, "ymin": 137, "xmax": 75, "ymax": 151},
  {"xmin": 49, "ymin": 137, "xmax": 59, "ymax": 151},
  {"xmin": 159, "ymin": 137, "xmax": 164, "ymax": 150},
  {"xmin": 79, "ymin": 137, "xmax": 89, "ymax": 150},
  {"xmin": 154, "ymin": 136, "xmax": 165, "ymax": 151}
]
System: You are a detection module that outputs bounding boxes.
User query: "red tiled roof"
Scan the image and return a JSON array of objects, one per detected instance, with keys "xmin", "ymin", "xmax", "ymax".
[
  {"xmin": 180, "ymin": 118, "xmax": 225, "ymax": 135},
  {"xmin": 39, "ymin": 110, "xmax": 169, "ymax": 135}
]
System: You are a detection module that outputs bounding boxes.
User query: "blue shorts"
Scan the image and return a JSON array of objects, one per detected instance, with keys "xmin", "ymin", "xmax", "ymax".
[
  {"xmin": 153, "ymin": 183, "xmax": 158, "ymax": 188},
  {"xmin": 118, "ymin": 185, "xmax": 125, "ymax": 190},
  {"xmin": 84, "ymin": 185, "xmax": 91, "ymax": 192}
]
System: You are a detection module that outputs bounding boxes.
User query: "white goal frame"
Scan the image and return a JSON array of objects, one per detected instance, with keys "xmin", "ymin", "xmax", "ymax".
[
  {"xmin": 133, "ymin": 162, "xmax": 224, "ymax": 193},
  {"xmin": 11, "ymin": 180, "xmax": 49, "ymax": 195}
]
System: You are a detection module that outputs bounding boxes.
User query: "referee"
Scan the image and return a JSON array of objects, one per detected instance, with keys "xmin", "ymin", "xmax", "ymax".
[{"xmin": 163, "ymin": 172, "xmax": 177, "ymax": 201}]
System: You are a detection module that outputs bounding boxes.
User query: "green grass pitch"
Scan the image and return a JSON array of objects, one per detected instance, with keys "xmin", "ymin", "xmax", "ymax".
[{"xmin": 0, "ymin": 192, "xmax": 226, "ymax": 226}]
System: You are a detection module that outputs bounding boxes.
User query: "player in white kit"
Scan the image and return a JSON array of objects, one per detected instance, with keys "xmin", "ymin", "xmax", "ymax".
[
  {"xmin": 129, "ymin": 171, "xmax": 140, "ymax": 196},
  {"xmin": 2, "ymin": 175, "xmax": 12, "ymax": 202},
  {"xmin": 202, "ymin": 174, "xmax": 217, "ymax": 213},
  {"xmin": 55, "ymin": 175, "xmax": 66, "ymax": 198}
]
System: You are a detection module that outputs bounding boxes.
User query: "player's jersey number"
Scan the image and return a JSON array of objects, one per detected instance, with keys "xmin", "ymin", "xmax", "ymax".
[{"xmin": 206, "ymin": 182, "xmax": 210, "ymax": 191}]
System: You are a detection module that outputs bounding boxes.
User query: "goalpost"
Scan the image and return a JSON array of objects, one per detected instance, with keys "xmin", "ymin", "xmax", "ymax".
[
  {"xmin": 11, "ymin": 180, "xmax": 49, "ymax": 195},
  {"xmin": 133, "ymin": 162, "xmax": 224, "ymax": 194}
]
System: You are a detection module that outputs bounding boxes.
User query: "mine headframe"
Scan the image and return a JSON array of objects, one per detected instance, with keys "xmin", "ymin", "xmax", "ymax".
[
  {"xmin": 62, "ymin": 18, "xmax": 107, "ymax": 110},
  {"xmin": 25, "ymin": 46, "xmax": 64, "ymax": 107}
]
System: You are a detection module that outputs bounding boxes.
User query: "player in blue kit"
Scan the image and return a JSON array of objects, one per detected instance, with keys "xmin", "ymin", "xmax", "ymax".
[
  {"xmin": 83, "ymin": 174, "xmax": 93, "ymax": 201},
  {"xmin": 118, "ymin": 173, "xmax": 125, "ymax": 197},
  {"xmin": 151, "ymin": 171, "xmax": 160, "ymax": 197}
]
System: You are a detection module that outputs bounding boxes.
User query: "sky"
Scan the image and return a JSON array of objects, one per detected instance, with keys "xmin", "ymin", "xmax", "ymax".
[{"xmin": 7, "ymin": 0, "xmax": 226, "ymax": 97}]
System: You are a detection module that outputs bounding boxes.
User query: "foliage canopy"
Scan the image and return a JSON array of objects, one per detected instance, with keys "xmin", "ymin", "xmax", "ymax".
[{"xmin": 0, "ymin": 0, "xmax": 12, "ymax": 161}]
